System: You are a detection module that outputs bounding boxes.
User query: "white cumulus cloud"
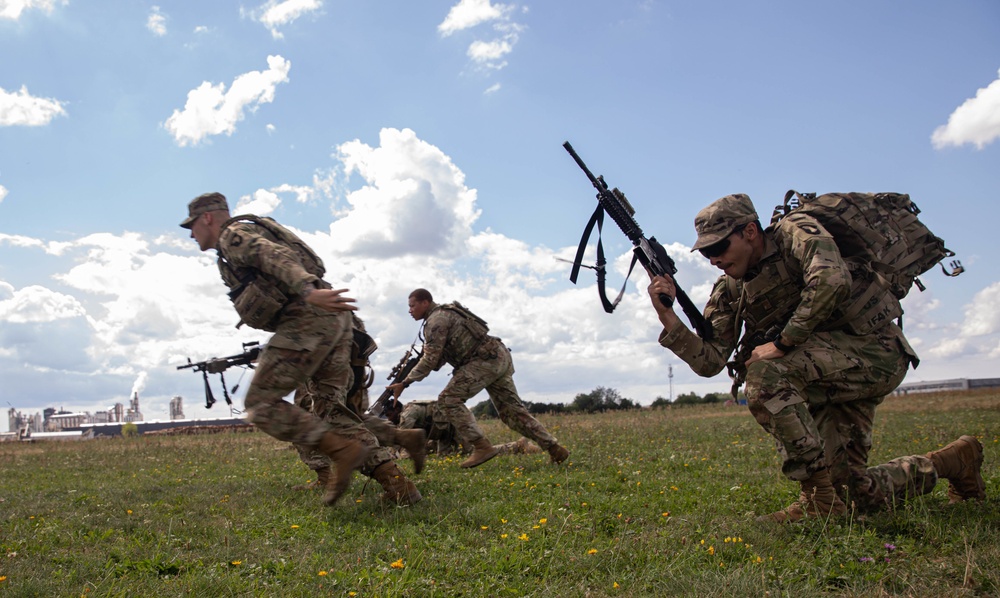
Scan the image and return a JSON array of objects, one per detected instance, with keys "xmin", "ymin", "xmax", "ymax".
[
  {"xmin": 439, "ymin": 0, "xmax": 523, "ymax": 72},
  {"xmin": 438, "ymin": 0, "xmax": 511, "ymax": 36},
  {"xmin": 327, "ymin": 128, "xmax": 480, "ymax": 258},
  {"xmin": 0, "ymin": 85, "xmax": 66, "ymax": 126},
  {"xmin": 163, "ymin": 55, "xmax": 291, "ymax": 147},
  {"xmin": 0, "ymin": 285, "xmax": 86, "ymax": 323},
  {"xmin": 960, "ymin": 280, "xmax": 1000, "ymax": 336},
  {"xmin": 0, "ymin": 0, "xmax": 65, "ymax": 20},
  {"xmin": 147, "ymin": 6, "xmax": 167, "ymax": 36},
  {"xmin": 250, "ymin": 0, "xmax": 322, "ymax": 39},
  {"xmin": 0, "ymin": 184, "xmax": 8, "ymax": 203},
  {"xmin": 931, "ymin": 68, "xmax": 1000, "ymax": 150}
]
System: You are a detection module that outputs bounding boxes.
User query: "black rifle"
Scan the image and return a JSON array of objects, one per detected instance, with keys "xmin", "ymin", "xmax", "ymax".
[
  {"xmin": 177, "ymin": 341, "xmax": 261, "ymax": 409},
  {"xmin": 563, "ymin": 141, "xmax": 713, "ymax": 340},
  {"xmin": 367, "ymin": 345, "xmax": 422, "ymax": 419}
]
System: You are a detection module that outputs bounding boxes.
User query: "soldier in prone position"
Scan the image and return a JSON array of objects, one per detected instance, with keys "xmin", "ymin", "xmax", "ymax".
[
  {"xmin": 647, "ymin": 194, "xmax": 985, "ymax": 522},
  {"xmin": 181, "ymin": 192, "xmax": 420, "ymax": 506},
  {"xmin": 387, "ymin": 288, "xmax": 570, "ymax": 469}
]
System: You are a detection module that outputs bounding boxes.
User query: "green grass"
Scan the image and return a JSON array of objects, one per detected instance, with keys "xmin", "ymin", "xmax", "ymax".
[{"xmin": 1, "ymin": 391, "xmax": 998, "ymax": 597}]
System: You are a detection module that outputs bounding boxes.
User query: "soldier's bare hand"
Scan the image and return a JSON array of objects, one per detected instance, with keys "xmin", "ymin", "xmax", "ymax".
[
  {"xmin": 305, "ymin": 288, "xmax": 358, "ymax": 312},
  {"xmin": 745, "ymin": 342, "xmax": 785, "ymax": 366},
  {"xmin": 386, "ymin": 382, "xmax": 407, "ymax": 399},
  {"xmin": 647, "ymin": 275, "xmax": 680, "ymax": 327}
]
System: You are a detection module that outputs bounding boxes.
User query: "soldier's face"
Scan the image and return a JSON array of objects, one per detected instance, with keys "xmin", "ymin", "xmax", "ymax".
[
  {"xmin": 408, "ymin": 298, "xmax": 431, "ymax": 320},
  {"xmin": 189, "ymin": 213, "xmax": 215, "ymax": 252},
  {"xmin": 706, "ymin": 228, "xmax": 754, "ymax": 279}
]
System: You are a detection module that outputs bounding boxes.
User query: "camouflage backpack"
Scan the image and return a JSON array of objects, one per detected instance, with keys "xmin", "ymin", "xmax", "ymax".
[{"xmin": 772, "ymin": 191, "xmax": 963, "ymax": 300}]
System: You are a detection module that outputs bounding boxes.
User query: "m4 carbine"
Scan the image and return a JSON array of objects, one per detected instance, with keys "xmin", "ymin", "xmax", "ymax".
[
  {"xmin": 177, "ymin": 341, "xmax": 261, "ymax": 409},
  {"xmin": 563, "ymin": 141, "xmax": 713, "ymax": 341},
  {"xmin": 368, "ymin": 345, "xmax": 422, "ymax": 420}
]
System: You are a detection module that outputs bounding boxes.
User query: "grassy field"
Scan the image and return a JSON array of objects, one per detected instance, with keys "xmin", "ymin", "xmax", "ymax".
[{"xmin": 1, "ymin": 391, "xmax": 997, "ymax": 597}]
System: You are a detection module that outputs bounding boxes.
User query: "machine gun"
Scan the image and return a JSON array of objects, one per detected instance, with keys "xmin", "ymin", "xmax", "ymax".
[
  {"xmin": 367, "ymin": 344, "xmax": 422, "ymax": 419},
  {"xmin": 563, "ymin": 141, "xmax": 713, "ymax": 341},
  {"xmin": 177, "ymin": 341, "xmax": 261, "ymax": 409}
]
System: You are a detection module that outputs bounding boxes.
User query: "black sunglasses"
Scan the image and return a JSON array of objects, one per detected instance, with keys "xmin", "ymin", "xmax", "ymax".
[{"xmin": 698, "ymin": 225, "xmax": 746, "ymax": 259}]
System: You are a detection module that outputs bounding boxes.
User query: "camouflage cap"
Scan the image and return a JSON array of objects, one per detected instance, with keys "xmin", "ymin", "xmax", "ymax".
[
  {"xmin": 691, "ymin": 193, "xmax": 759, "ymax": 251},
  {"xmin": 180, "ymin": 192, "xmax": 229, "ymax": 229}
]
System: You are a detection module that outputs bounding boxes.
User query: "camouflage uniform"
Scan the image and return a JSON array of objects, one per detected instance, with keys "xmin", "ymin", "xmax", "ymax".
[
  {"xmin": 401, "ymin": 303, "xmax": 559, "ymax": 451},
  {"xmin": 399, "ymin": 400, "xmax": 461, "ymax": 455},
  {"xmin": 290, "ymin": 316, "xmax": 403, "ymax": 476},
  {"xmin": 215, "ymin": 220, "xmax": 380, "ymax": 462},
  {"xmin": 399, "ymin": 400, "xmax": 541, "ymax": 456},
  {"xmin": 659, "ymin": 194, "xmax": 936, "ymax": 511}
]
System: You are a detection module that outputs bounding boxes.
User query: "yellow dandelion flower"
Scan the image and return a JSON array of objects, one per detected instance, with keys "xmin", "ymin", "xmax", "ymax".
[
  {"xmin": 291, "ymin": 525, "xmax": 300, "ymax": 529},
  {"xmin": 737, "ymin": 537, "xmax": 743, "ymax": 542},
  {"xmin": 539, "ymin": 518, "xmax": 547, "ymax": 524},
  {"xmin": 700, "ymin": 539, "xmax": 705, "ymax": 545},
  {"xmin": 355, "ymin": 499, "xmax": 362, "ymax": 503},
  {"xmin": 349, "ymin": 593, "xmax": 357, "ymax": 597},
  {"xmin": 127, "ymin": 510, "xmax": 133, "ymax": 515},
  {"xmin": 518, "ymin": 533, "xmax": 529, "ymax": 541},
  {"xmin": 661, "ymin": 512, "xmax": 670, "ymax": 517},
  {"xmin": 231, "ymin": 560, "xmax": 242, "ymax": 566},
  {"xmin": 317, "ymin": 571, "xmax": 327, "ymax": 576},
  {"xmin": 481, "ymin": 525, "xmax": 489, "ymax": 530},
  {"xmin": 708, "ymin": 546, "xmax": 715, "ymax": 555},
  {"xmin": 532, "ymin": 525, "xmax": 540, "ymax": 529},
  {"xmin": 390, "ymin": 559, "xmax": 405, "ymax": 569},
  {"xmin": 587, "ymin": 549, "xmax": 598, "ymax": 555},
  {"xmin": 501, "ymin": 518, "xmax": 508, "ymax": 523},
  {"xmin": 724, "ymin": 537, "xmax": 730, "ymax": 543},
  {"xmin": 719, "ymin": 562, "xmax": 724, "ymax": 567},
  {"xmin": 501, "ymin": 533, "xmax": 508, "ymax": 539},
  {"xmin": 613, "ymin": 582, "xmax": 620, "ymax": 589},
  {"xmin": 0, "ymin": 576, "xmax": 6, "ymax": 582}
]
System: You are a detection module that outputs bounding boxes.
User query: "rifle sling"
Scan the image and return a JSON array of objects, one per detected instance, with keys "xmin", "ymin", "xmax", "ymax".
[{"xmin": 571, "ymin": 205, "xmax": 631, "ymax": 313}]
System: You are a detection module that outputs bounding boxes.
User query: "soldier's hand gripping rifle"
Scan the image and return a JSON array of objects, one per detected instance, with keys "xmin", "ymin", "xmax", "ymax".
[
  {"xmin": 177, "ymin": 341, "xmax": 261, "ymax": 409},
  {"xmin": 562, "ymin": 141, "xmax": 713, "ymax": 340},
  {"xmin": 367, "ymin": 344, "xmax": 422, "ymax": 418}
]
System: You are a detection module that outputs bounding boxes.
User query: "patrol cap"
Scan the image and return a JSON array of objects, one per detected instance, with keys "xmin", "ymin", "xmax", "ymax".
[
  {"xmin": 691, "ymin": 193, "xmax": 759, "ymax": 251},
  {"xmin": 180, "ymin": 192, "xmax": 229, "ymax": 229}
]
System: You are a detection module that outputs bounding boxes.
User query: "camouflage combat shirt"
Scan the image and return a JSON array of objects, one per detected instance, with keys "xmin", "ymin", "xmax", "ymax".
[
  {"xmin": 216, "ymin": 219, "xmax": 334, "ymax": 351},
  {"xmin": 403, "ymin": 302, "xmax": 492, "ymax": 383},
  {"xmin": 659, "ymin": 212, "xmax": 854, "ymax": 377}
]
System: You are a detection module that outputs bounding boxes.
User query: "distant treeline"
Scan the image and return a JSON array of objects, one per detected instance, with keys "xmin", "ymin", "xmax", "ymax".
[{"xmin": 470, "ymin": 386, "xmax": 740, "ymax": 418}]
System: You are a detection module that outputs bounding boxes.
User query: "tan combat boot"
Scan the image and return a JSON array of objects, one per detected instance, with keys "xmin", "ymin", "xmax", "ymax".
[
  {"xmin": 395, "ymin": 428, "xmax": 428, "ymax": 475},
  {"xmin": 548, "ymin": 443, "xmax": 570, "ymax": 464},
  {"xmin": 759, "ymin": 468, "xmax": 848, "ymax": 523},
  {"xmin": 926, "ymin": 435, "xmax": 986, "ymax": 503},
  {"xmin": 315, "ymin": 431, "xmax": 370, "ymax": 506},
  {"xmin": 292, "ymin": 466, "xmax": 330, "ymax": 491},
  {"xmin": 372, "ymin": 461, "xmax": 422, "ymax": 506},
  {"xmin": 460, "ymin": 437, "xmax": 500, "ymax": 468}
]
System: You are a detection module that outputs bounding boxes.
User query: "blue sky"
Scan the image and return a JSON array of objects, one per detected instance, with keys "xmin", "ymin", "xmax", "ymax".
[{"xmin": 2, "ymin": 0, "xmax": 999, "ymax": 429}]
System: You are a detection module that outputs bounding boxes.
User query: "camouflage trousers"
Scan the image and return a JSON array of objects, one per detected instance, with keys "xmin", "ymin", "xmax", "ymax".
[
  {"xmin": 292, "ymin": 380, "xmax": 398, "ymax": 477},
  {"xmin": 437, "ymin": 340, "xmax": 557, "ymax": 450},
  {"xmin": 244, "ymin": 312, "xmax": 381, "ymax": 469},
  {"xmin": 743, "ymin": 323, "xmax": 936, "ymax": 511},
  {"xmin": 400, "ymin": 401, "xmax": 459, "ymax": 453}
]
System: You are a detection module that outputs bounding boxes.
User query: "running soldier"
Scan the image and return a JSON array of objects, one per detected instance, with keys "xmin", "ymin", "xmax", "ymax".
[
  {"xmin": 387, "ymin": 289, "xmax": 569, "ymax": 468},
  {"xmin": 181, "ymin": 192, "xmax": 420, "ymax": 505}
]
